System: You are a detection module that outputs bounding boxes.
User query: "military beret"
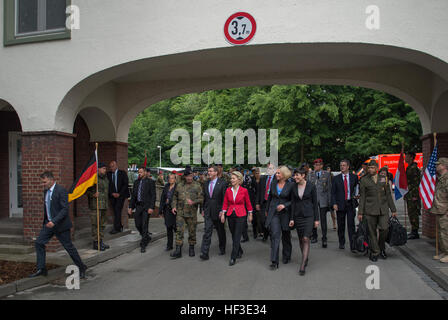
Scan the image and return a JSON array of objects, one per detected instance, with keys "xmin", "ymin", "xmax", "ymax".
[
  {"xmin": 368, "ymin": 160, "xmax": 378, "ymax": 167},
  {"xmin": 184, "ymin": 169, "xmax": 193, "ymax": 176},
  {"xmin": 314, "ymin": 158, "xmax": 323, "ymax": 164},
  {"xmin": 436, "ymin": 157, "xmax": 448, "ymax": 167}
]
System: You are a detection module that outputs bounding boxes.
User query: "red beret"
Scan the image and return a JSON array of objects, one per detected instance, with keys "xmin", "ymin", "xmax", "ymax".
[{"xmin": 314, "ymin": 158, "xmax": 323, "ymax": 164}]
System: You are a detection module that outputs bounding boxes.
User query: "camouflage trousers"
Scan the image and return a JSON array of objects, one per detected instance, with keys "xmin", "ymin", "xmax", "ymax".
[
  {"xmin": 437, "ymin": 214, "xmax": 448, "ymax": 255},
  {"xmin": 406, "ymin": 199, "xmax": 421, "ymax": 232},
  {"xmin": 90, "ymin": 209, "xmax": 107, "ymax": 242},
  {"xmin": 175, "ymin": 214, "xmax": 197, "ymax": 246}
]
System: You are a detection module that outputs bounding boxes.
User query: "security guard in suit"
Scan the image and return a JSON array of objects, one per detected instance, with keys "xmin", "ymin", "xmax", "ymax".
[
  {"xmin": 308, "ymin": 158, "xmax": 332, "ymax": 247},
  {"xmin": 358, "ymin": 160, "xmax": 397, "ymax": 262}
]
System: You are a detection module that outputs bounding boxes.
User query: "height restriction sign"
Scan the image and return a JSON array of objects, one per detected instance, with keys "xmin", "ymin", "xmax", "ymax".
[{"xmin": 224, "ymin": 12, "xmax": 257, "ymax": 45}]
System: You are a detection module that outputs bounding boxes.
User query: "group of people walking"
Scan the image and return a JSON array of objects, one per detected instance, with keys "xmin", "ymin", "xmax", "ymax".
[{"xmin": 29, "ymin": 151, "xmax": 448, "ymax": 279}]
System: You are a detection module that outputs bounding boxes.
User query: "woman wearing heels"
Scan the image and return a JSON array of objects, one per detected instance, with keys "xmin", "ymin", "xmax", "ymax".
[
  {"xmin": 289, "ymin": 169, "xmax": 320, "ymax": 275},
  {"xmin": 221, "ymin": 171, "xmax": 253, "ymax": 266},
  {"xmin": 159, "ymin": 173, "xmax": 177, "ymax": 251},
  {"xmin": 265, "ymin": 166, "xmax": 294, "ymax": 270}
]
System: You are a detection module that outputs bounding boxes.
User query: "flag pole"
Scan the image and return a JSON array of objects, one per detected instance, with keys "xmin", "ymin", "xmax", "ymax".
[
  {"xmin": 402, "ymin": 142, "xmax": 407, "ymax": 230},
  {"xmin": 96, "ymin": 143, "xmax": 100, "ymax": 253},
  {"xmin": 434, "ymin": 133, "xmax": 438, "ymax": 257}
]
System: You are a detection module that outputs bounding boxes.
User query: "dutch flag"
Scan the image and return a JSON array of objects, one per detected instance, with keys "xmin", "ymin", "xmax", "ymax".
[{"xmin": 394, "ymin": 150, "xmax": 408, "ymax": 200}]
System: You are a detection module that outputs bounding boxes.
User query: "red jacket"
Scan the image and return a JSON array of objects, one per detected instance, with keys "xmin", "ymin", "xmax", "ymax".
[{"xmin": 222, "ymin": 186, "xmax": 253, "ymax": 217}]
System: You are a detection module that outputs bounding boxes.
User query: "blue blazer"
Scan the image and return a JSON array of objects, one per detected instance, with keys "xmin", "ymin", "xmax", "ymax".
[
  {"xmin": 331, "ymin": 173, "xmax": 359, "ymax": 211},
  {"xmin": 43, "ymin": 184, "xmax": 72, "ymax": 232}
]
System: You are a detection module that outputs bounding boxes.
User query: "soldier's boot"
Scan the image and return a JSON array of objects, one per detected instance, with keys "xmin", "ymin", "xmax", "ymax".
[
  {"xmin": 93, "ymin": 241, "xmax": 106, "ymax": 251},
  {"xmin": 407, "ymin": 230, "xmax": 420, "ymax": 240},
  {"xmin": 100, "ymin": 240, "xmax": 110, "ymax": 250},
  {"xmin": 189, "ymin": 245, "xmax": 195, "ymax": 257},
  {"xmin": 170, "ymin": 245, "xmax": 182, "ymax": 259}
]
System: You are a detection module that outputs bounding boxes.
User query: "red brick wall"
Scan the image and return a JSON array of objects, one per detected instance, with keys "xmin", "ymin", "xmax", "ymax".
[
  {"xmin": 22, "ymin": 132, "xmax": 75, "ymax": 251},
  {"xmin": 421, "ymin": 132, "xmax": 448, "ymax": 238},
  {"xmin": 0, "ymin": 111, "xmax": 22, "ymax": 219}
]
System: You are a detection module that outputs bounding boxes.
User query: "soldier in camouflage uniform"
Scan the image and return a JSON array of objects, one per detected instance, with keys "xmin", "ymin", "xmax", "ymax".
[
  {"xmin": 86, "ymin": 163, "xmax": 110, "ymax": 251},
  {"xmin": 430, "ymin": 158, "xmax": 448, "ymax": 263},
  {"xmin": 170, "ymin": 170, "xmax": 204, "ymax": 258},
  {"xmin": 405, "ymin": 152, "xmax": 422, "ymax": 239}
]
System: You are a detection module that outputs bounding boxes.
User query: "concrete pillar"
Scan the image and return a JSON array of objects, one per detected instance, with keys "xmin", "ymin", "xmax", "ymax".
[
  {"xmin": 421, "ymin": 132, "xmax": 448, "ymax": 238},
  {"xmin": 22, "ymin": 131, "xmax": 75, "ymax": 252}
]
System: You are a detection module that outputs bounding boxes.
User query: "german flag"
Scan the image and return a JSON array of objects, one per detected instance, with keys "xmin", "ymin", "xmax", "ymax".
[{"xmin": 69, "ymin": 151, "xmax": 98, "ymax": 202}]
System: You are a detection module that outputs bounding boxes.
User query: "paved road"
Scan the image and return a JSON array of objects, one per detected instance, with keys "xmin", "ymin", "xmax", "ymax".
[{"xmin": 5, "ymin": 218, "xmax": 444, "ymax": 300}]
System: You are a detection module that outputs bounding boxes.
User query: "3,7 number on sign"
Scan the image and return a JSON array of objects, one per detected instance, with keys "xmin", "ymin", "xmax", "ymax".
[{"xmin": 224, "ymin": 12, "xmax": 257, "ymax": 45}]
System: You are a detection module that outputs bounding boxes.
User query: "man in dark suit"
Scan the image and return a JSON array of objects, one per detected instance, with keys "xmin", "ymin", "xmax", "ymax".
[
  {"xmin": 29, "ymin": 171, "xmax": 87, "ymax": 278},
  {"xmin": 256, "ymin": 163, "xmax": 276, "ymax": 241},
  {"xmin": 108, "ymin": 161, "xmax": 129, "ymax": 234},
  {"xmin": 200, "ymin": 166, "xmax": 227, "ymax": 260},
  {"xmin": 128, "ymin": 167, "xmax": 156, "ymax": 253},
  {"xmin": 331, "ymin": 159, "xmax": 359, "ymax": 252}
]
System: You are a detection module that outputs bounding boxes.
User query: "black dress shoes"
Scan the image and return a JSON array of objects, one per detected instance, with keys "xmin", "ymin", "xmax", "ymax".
[
  {"xmin": 80, "ymin": 266, "xmax": 88, "ymax": 279},
  {"xmin": 339, "ymin": 244, "xmax": 345, "ymax": 250},
  {"xmin": 218, "ymin": 250, "xmax": 225, "ymax": 256},
  {"xmin": 165, "ymin": 246, "xmax": 173, "ymax": 251},
  {"xmin": 241, "ymin": 238, "xmax": 249, "ymax": 243},
  {"xmin": 109, "ymin": 227, "xmax": 123, "ymax": 235},
  {"xmin": 29, "ymin": 269, "xmax": 48, "ymax": 278},
  {"xmin": 269, "ymin": 262, "xmax": 279, "ymax": 270},
  {"xmin": 369, "ymin": 253, "xmax": 378, "ymax": 262},
  {"xmin": 200, "ymin": 253, "xmax": 209, "ymax": 261},
  {"xmin": 408, "ymin": 232, "xmax": 420, "ymax": 240},
  {"xmin": 380, "ymin": 250, "xmax": 388, "ymax": 260},
  {"xmin": 282, "ymin": 257, "xmax": 290, "ymax": 264},
  {"xmin": 311, "ymin": 237, "xmax": 318, "ymax": 244},
  {"xmin": 229, "ymin": 259, "xmax": 236, "ymax": 266},
  {"xmin": 322, "ymin": 240, "xmax": 327, "ymax": 248},
  {"xmin": 141, "ymin": 247, "xmax": 146, "ymax": 253}
]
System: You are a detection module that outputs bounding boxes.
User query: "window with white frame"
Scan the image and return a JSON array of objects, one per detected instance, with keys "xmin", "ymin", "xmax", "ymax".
[{"xmin": 16, "ymin": 0, "xmax": 67, "ymax": 36}]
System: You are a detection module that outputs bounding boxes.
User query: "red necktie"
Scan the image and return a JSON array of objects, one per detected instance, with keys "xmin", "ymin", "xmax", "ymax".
[
  {"xmin": 344, "ymin": 175, "xmax": 348, "ymax": 200},
  {"xmin": 265, "ymin": 176, "xmax": 272, "ymax": 201}
]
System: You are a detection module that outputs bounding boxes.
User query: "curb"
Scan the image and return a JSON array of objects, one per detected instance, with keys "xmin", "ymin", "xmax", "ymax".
[
  {"xmin": 397, "ymin": 245, "xmax": 448, "ymax": 292},
  {"xmin": 0, "ymin": 231, "xmax": 167, "ymax": 299}
]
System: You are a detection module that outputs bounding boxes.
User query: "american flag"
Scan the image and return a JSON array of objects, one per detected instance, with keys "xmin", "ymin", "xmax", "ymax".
[{"xmin": 419, "ymin": 143, "xmax": 438, "ymax": 210}]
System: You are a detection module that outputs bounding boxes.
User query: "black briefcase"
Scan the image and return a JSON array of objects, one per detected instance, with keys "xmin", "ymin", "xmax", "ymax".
[{"xmin": 386, "ymin": 216, "xmax": 407, "ymax": 246}]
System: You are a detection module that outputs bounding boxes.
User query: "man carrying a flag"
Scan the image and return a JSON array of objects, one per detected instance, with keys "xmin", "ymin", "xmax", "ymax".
[
  {"xmin": 86, "ymin": 162, "xmax": 110, "ymax": 251},
  {"xmin": 404, "ymin": 151, "xmax": 422, "ymax": 240}
]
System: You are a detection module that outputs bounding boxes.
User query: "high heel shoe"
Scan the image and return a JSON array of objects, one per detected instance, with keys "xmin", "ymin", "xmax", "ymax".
[
  {"xmin": 299, "ymin": 267, "xmax": 306, "ymax": 276},
  {"xmin": 269, "ymin": 262, "xmax": 279, "ymax": 270}
]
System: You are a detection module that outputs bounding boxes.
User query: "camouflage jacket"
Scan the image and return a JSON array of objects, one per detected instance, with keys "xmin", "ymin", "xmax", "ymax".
[
  {"xmin": 86, "ymin": 174, "xmax": 109, "ymax": 210},
  {"xmin": 404, "ymin": 162, "xmax": 421, "ymax": 200},
  {"xmin": 430, "ymin": 172, "xmax": 448, "ymax": 215},
  {"xmin": 172, "ymin": 181, "xmax": 204, "ymax": 217}
]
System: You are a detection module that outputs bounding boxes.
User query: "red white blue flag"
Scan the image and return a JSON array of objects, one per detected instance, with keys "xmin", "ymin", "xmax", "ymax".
[{"xmin": 419, "ymin": 143, "xmax": 438, "ymax": 210}]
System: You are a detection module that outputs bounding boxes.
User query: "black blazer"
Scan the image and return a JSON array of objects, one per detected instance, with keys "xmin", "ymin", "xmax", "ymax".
[
  {"xmin": 159, "ymin": 183, "xmax": 177, "ymax": 228},
  {"xmin": 265, "ymin": 180, "xmax": 293, "ymax": 231},
  {"xmin": 203, "ymin": 178, "xmax": 227, "ymax": 220},
  {"xmin": 108, "ymin": 169, "xmax": 130, "ymax": 199},
  {"xmin": 257, "ymin": 175, "xmax": 277, "ymax": 207},
  {"xmin": 291, "ymin": 182, "xmax": 319, "ymax": 221},
  {"xmin": 129, "ymin": 178, "xmax": 156, "ymax": 211},
  {"xmin": 331, "ymin": 173, "xmax": 359, "ymax": 211},
  {"xmin": 43, "ymin": 184, "xmax": 72, "ymax": 233}
]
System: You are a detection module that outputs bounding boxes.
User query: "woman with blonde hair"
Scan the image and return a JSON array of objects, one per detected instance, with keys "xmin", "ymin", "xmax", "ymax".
[
  {"xmin": 221, "ymin": 171, "xmax": 253, "ymax": 266},
  {"xmin": 265, "ymin": 166, "xmax": 294, "ymax": 270}
]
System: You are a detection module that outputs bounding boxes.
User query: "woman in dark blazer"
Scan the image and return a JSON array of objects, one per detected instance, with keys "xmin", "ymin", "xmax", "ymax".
[
  {"xmin": 159, "ymin": 173, "xmax": 177, "ymax": 251},
  {"xmin": 221, "ymin": 171, "xmax": 253, "ymax": 266},
  {"xmin": 289, "ymin": 168, "xmax": 320, "ymax": 275},
  {"xmin": 265, "ymin": 166, "xmax": 294, "ymax": 270}
]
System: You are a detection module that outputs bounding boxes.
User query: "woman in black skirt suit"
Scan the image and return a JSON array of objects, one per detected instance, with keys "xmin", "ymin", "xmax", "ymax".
[
  {"xmin": 159, "ymin": 173, "xmax": 177, "ymax": 251},
  {"xmin": 289, "ymin": 169, "xmax": 320, "ymax": 275}
]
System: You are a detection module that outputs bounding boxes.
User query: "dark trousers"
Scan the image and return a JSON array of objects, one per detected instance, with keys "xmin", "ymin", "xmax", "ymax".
[
  {"xmin": 312, "ymin": 207, "xmax": 330, "ymax": 241},
  {"xmin": 337, "ymin": 201, "xmax": 356, "ymax": 249},
  {"xmin": 166, "ymin": 225, "xmax": 176, "ymax": 248},
  {"xmin": 134, "ymin": 204, "xmax": 150, "ymax": 248},
  {"xmin": 269, "ymin": 215, "xmax": 292, "ymax": 263},
  {"xmin": 110, "ymin": 197, "xmax": 125, "ymax": 231},
  {"xmin": 201, "ymin": 213, "xmax": 226, "ymax": 255},
  {"xmin": 35, "ymin": 226, "xmax": 85, "ymax": 271},
  {"xmin": 258, "ymin": 203, "xmax": 269, "ymax": 237},
  {"xmin": 242, "ymin": 219, "xmax": 249, "ymax": 240},
  {"xmin": 251, "ymin": 211, "xmax": 258, "ymax": 236},
  {"xmin": 227, "ymin": 212, "xmax": 244, "ymax": 260}
]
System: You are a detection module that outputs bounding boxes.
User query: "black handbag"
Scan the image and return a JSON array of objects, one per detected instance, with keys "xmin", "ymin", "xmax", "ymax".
[
  {"xmin": 386, "ymin": 216, "xmax": 407, "ymax": 246},
  {"xmin": 351, "ymin": 219, "xmax": 369, "ymax": 253}
]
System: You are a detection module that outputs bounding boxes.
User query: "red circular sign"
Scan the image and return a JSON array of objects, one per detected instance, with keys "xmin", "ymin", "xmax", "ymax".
[{"xmin": 224, "ymin": 12, "xmax": 257, "ymax": 45}]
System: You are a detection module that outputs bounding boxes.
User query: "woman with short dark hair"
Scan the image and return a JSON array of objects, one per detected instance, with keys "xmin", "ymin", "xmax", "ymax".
[{"xmin": 159, "ymin": 173, "xmax": 177, "ymax": 251}]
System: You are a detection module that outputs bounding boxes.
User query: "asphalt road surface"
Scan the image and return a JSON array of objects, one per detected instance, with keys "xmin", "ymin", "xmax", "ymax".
[{"xmin": 5, "ymin": 222, "xmax": 445, "ymax": 300}]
